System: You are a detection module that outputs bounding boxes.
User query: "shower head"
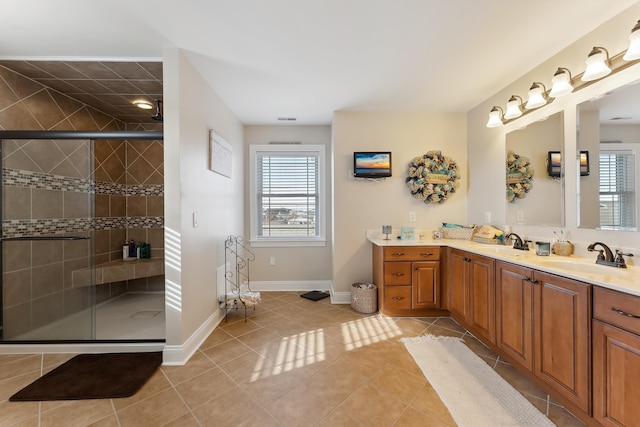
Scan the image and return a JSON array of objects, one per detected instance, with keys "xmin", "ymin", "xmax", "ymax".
[{"xmin": 151, "ymin": 99, "xmax": 163, "ymax": 122}]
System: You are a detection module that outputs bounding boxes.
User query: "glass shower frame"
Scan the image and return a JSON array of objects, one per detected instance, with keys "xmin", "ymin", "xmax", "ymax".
[{"xmin": 0, "ymin": 130, "xmax": 163, "ymax": 343}]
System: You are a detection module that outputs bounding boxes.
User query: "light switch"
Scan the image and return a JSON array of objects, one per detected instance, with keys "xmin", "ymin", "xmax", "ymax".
[{"xmin": 409, "ymin": 211, "xmax": 416, "ymax": 222}]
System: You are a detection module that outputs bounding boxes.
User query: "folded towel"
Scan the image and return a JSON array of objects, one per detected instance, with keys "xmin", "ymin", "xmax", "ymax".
[{"xmin": 475, "ymin": 225, "xmax": 502, "ymax": 239}]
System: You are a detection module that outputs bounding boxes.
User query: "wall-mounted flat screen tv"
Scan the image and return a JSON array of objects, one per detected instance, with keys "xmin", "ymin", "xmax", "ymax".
[
  {"xmin": 547, "ymin": 150, "xmax": 589, "ymax": 177},
  {"xmin": 353, "ymin": 152, "xmax": 392, "ymax": 178}
]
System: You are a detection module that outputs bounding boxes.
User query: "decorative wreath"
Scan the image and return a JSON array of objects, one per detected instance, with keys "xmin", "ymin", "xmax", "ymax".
[
  {"xmin": 405, "ymin": 150, "xmax": 460, "ymax": 204},
  {"xmin": 506, "ymin": 150, "xmax": 534, "ymax": 202}
]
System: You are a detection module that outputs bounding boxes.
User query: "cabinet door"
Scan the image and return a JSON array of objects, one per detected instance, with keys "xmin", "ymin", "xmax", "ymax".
[
  {"xmin": 533, "ymin": 271, "xmax": 590, "ymax": 413},
  {"xmin": 495, "ymin": 261, "xmax": 534, "ymax": 371},
  {"xmin": 448, "ymin": 248, "xmax": 469, "ymax": 322},
  {"xmin": 468, "ymin": 254, "xmax": 495, "ymax": 344},
  {"xmin": 593, "ymin": 320, "xmax": 640, "ymax": 427},
  {"xmin": 413, "ymin": 261, "xmax": 440, "ymax": 309}
]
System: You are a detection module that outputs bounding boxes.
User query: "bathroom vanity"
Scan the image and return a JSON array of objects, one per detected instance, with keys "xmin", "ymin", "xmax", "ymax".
[{"xmin": 370, "ymin": 237, "xmax": 640, "ymax": 426}]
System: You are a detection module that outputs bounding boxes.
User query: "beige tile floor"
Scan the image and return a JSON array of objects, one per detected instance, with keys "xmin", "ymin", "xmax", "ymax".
[{"xmin": 0, "ymin": 291, "xmax": 585, "ymax": 426}]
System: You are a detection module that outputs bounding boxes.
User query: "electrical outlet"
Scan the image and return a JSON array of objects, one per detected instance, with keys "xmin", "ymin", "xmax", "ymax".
[
  {"xmin": 192, "ymin": 212, "xmax": 199, "ymax": 228},
  {"xmin": 484, "ymin": 211, "xmax": 491, "ymax": 224},
  {"xmin": 517, "ymin": 211, "xmax": 525, "ymax": 222},
  {"xmin": 269, "ymin": 256, "xmax": 276, "ymax": 266},
  {"xmin": 409, "ymin": 211, "xmax": 416, "ymax": 222}
]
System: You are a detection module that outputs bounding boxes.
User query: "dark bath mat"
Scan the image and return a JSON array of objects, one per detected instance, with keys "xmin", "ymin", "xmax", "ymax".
[
  {"xmin": 300, "ymin": 291, "xmax": 330, "ymax": 301},
  {"xmin": 9, "ymin": 351, "xmax": 162, "ymax": 401}
]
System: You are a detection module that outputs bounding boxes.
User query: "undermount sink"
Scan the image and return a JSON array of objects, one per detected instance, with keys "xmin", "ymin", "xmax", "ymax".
[
  {"xmin": 535, "ymin": 259, "xmax": 629, "ymax": 276},
  {"xmin": 488, "ymin": 245, "xmax": 528, "ymax": 256}
]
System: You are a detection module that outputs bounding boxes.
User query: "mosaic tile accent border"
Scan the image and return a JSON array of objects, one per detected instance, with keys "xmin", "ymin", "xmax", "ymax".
[
  {"xmin": 1, "ymin": 216, "xmax": 164, "ymax": 238},
  {"xmin": 2, "ymin": 218, "xmax": 92, "ymax": 237},
  {"xmin": 3, "ymin": 168, "xmax": 164, "ymax": 196},
  {"xmin": 3, "ymin": 168, "xmax": 92, "ymax": 193}
]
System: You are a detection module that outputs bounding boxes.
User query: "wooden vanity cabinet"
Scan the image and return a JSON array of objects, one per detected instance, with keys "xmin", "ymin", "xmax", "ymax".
[
  {"xmin": 372, "ymin": 245, "xmax": 445, "ymax": 317},
  {"xmin": 495, "ymin": 261, "xmax": 591, "ymax": 413},
  {"xmin": 495, "ymin": 261, "xmax": 534, "ymax": 370},
  {"xmin": 593, "ymin": 287, "xmax": 640, "ymax": 426},
  {"xmin": 448, "ymin": 248, "xmax": 495, "ymax": 344}
]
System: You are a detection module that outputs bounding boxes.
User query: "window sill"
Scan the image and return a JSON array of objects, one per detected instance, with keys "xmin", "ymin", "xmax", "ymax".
[{"xmin": 249, "ymin": 239, "xmax": 326, "ymax": 248}]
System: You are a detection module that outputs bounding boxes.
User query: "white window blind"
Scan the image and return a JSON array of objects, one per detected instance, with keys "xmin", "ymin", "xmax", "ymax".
[
  {"xmin": 599, "ymin": 151, "xmax": 635, "ymax": 228},
  {"xmin": 250, "ymin": 144, "xmax": 325, "ymax": 246}
]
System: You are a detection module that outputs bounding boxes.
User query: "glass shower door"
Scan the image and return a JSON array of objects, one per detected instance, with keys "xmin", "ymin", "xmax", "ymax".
[{"xmin": 1, "ymin": 137, "xmax": 95, "ymax": 341}]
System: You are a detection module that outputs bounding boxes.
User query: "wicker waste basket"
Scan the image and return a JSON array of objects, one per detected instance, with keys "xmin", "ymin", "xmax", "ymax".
[{"xmin": 351, "ymin": 283, "xmax": 378, "ymax": 313}]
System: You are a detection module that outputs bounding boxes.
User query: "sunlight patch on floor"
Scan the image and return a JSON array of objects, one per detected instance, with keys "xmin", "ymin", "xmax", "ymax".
[
  {"xmin": 249, "ymin": 315, "xmax": 403, "ymax": 382},
  {"xmin": 342, "ymin": 316, "xmax": 403, "ymax": 350}
]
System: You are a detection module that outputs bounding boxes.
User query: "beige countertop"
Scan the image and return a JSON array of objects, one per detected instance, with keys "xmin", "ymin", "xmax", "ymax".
[{"xmin": 369, "ymin": 237, "xmax": 640, "ymax": 297}]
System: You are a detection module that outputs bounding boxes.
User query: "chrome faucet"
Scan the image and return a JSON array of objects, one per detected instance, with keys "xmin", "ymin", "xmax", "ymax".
[
  {"xmin": 506, "ymin": 233, "xmax": 528, "ymax": 251},
  {"xmin": 587, "ymin": 242, "xmax": 634, "ymax": 268}
]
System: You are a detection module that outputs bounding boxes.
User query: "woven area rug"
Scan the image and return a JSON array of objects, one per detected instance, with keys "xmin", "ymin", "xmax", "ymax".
[
  {"xmin": 402, "ymin": 335, "xmax": 554, "ymax": 427},
  {"xmin": 10, "ymin": 352, "xmax": 162, "ymax": 401}
]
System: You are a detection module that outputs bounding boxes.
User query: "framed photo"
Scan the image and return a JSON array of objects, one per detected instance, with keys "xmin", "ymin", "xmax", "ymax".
[
  {"xmin": 209, "ymin": 130, "xmax": 232, "ymax": 178},
  {"xmin": 400, "ymin": 227, "xmax": 415, "ymax": 241}
]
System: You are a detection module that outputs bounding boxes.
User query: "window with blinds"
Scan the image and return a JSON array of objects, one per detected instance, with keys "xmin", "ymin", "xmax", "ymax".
[
  {"xmin": 250, "ymin": 144, "xmax": 326, "ymax": 246},
  {"xmin": 599, "ymin": 151, "xmax": 635, "ymax": 229}
]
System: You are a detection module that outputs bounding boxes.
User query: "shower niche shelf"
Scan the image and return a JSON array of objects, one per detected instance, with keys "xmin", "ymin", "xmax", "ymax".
[{"xmin": 71, "ymin": 257, "xmax": 164, "ymax": 287}]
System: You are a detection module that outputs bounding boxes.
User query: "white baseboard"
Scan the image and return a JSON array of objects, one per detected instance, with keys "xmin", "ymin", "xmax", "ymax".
[
  {"xmin": 0, "ymin": 342, "xmax": 165, "ymax": 354},
  {"xmin": 331, "ymin": 291, "xmax": 352, "ymax": 305},
  {"xmin": 248, "ymin": 281, "xmax": 350, "ymax": 305},
  {"xmin": 249, "ymin": 280, "xmax": 332, "ymax": 292},
  {"xmin": 162, "ymin": 308, "xmax": 225, "ymax": 366}
]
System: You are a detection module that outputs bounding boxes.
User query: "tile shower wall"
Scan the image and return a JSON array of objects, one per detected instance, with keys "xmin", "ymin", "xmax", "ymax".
[{"xmin": 0, "ymin": 65, "xmax": 164, "ymax": 338}]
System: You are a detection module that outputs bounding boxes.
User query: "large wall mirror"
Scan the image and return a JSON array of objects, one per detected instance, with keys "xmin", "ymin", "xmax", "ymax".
[
  {"xmin": 577, "ymin": 82, "xmax": 640, "ymax": 231},
  {"xmin": 505, "ymin": 111, "xmax": 564, "ymax": 226}
]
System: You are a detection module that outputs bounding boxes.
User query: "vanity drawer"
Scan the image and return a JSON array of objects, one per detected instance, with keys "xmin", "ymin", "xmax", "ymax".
[
  {"xmin": 383, "ymin": 286, "xmax": 412, "ymax": 310},
  {"xmin": 384, "ymin": 262, "xmax": 412, "ymax": 285},
  {"xmin": 384, "ymin": 247, "xmax": 440, "ymax": 261},
  {"xmin": 594, "ymin": 287, "xmax": 640, "ymax": 335}
]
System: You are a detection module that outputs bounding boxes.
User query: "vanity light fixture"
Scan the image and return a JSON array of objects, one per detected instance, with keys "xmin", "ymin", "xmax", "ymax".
[
  {"xmin": 525, "ymin": 82, "xmax": 548, "ymax": 109},
  {"xmin": 623, "ymin": 20, "xmax": 640, "ymax": 60},
  {"xmin": 133, "ymin": 100, "xmax": 154, "ymax": 110},
  {"xmin": 487, "ymin": 19, "xmax": 640, "ymax": 128},
  {"xmin": 504, "ymin": 95, "xmax": 524, "ymax": 119},
  {"xmin": 549, "ymin": 68, "xmax": 574, "ymax": 97},
  {"xmin": 486, "ymin": 106, "xmax": 504, "ymax": 128},
  {"xmin": 582, "ymin": 47, "xmax": 611, "ymax": 81}
]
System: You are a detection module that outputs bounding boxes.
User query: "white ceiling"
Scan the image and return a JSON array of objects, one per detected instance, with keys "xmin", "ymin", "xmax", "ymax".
[{"xmin": 2, "ymin": 0, "xmax": 639, "ymax": 125}]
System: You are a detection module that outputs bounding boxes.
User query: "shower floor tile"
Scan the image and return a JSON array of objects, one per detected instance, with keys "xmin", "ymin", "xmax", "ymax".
[{"xmin": 96, "ymin": 293, "xmax": 165, "ymax": 340}]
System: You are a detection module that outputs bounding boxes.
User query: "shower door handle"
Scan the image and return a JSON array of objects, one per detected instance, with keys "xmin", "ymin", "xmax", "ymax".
[{"xmin": 0, "ymin": 236, "xmax": 91, "ymax": 241}]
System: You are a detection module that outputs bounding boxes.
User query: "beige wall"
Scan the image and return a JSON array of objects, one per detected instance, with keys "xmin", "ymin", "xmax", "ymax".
[
  {"xmin": 467, "ymin": 2, "xmax": 640, "ymax": 258},
  {"xmin": 332, "ymin": 111, "xmax": 467, "ymax": 300},
  {"xmin": 163, "ymin": 48, "xmax": 245, "ymax": 364},
  {"xmin": 243, "ymin": 125, "xmax": 332, "ymax": 284}
]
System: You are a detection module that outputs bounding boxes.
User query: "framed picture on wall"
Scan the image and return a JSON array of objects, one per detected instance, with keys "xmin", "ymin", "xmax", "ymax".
[{"xmin": 209, "ymin": 130, "xmax": 232, "ymax": 178}]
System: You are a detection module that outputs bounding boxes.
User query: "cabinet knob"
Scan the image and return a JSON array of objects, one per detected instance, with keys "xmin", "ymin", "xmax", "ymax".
[
  {"xmin": 391, "ymin": 252, "xmax": 405, "ymax": 256},
  {"xmin": 523, "ymin": 276, "xmax": 531, "ymax": 282},
  {"xmin": 392, "ymin": 273, "xmax": 404, "ymax": 276},
  {"xmin": 530, "ymin": 279, "xmax": 539, "ymax": 284},
  {"xmin": 420, "ymin": 252, "xmax": 434, "ymax": 257},
  {"xmin": 391, "ymin": 296, "xmax": 405, "ymax": 300}
]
